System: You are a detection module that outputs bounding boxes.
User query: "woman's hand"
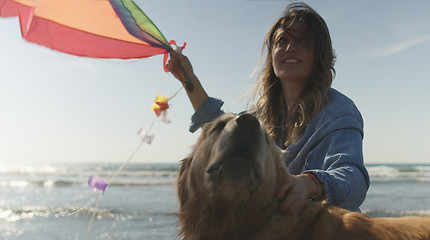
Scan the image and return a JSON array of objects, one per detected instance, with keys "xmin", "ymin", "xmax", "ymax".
[
  {"xmin": 166, "ymin": 48, "xmax": 195, "ymax": 84},
  {"xmin": 277, "ymin": 174, "xmax": 323, "ymax": 215},
  {"xmin": 165, "ymin": 49, "xmax": 209, "ymax": 111}
]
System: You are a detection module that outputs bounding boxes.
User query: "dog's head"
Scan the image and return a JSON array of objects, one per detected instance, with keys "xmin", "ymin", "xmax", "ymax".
[{"xmin": 177, "ymin": 113, "xmax": 291, "ymax": 238}]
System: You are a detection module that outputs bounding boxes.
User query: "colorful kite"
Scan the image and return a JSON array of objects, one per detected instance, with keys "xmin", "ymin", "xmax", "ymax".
[{"xmin": 0, "ymin": 0, "xmax": 193, "ymax": 90}]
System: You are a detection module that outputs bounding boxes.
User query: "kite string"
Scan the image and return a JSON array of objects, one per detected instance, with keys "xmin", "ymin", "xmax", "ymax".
[
  {"xmin": 85, "ymin": 193, "xmax": 104, "ymax": 240},
  {"xmin": 106, "ymin": 140, "xmax": 145, "ymax": 185},
  {"xmin": 69, "ymin": 199, "xmax": 95, "ymax": 216},
  {"xmin": 81, "ymin": 83, "xmax": 185, "ymax": 239},
  {"xmin": 105, "ymin": 83, "xmax": 184, "ymax": 185},
  {"xmin": 82, "ymin": 140, "xmax": 144, "ymax": 240},
  {"xmin": 169, "ymin": 83, "xmax": 185, "ymax": 100},
  {"xmin": 69, "ymin": 140, "xmax": 146, "ymax": 218}
]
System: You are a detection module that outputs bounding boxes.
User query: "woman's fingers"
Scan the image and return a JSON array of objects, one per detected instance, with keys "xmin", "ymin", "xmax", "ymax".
[
  {"xmin": 277, "ymin": 176, "xmax": 308, "ymax": 215},
  {"xmin": 167, "ymin": 49, "xmax": 194, "ymax": 83},
  {"xmin": 277, "ymin": 180, "xmax": 292, "ymax": 199}
]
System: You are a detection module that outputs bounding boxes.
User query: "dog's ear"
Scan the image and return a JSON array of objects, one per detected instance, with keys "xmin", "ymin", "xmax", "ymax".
[{"xmin": 177, "ymin": 157, "xmax": 192, "ymax": 207}]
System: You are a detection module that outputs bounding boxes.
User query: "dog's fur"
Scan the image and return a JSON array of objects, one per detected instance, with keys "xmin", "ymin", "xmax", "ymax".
[{"xmin": 177, "ymin": 113, "xmax": 430, "ymax": 240}]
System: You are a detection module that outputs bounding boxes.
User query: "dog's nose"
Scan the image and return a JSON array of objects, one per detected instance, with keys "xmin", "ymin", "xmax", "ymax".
[{"xmin": 236, "ymin": 113, "xmax": 260, "ymax": 129}]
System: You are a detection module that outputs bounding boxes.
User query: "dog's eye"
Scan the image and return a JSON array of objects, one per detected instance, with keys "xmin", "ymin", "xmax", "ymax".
[{"xmin": 210, "ymin": 121, "xmax": 227, "ymax": 134}]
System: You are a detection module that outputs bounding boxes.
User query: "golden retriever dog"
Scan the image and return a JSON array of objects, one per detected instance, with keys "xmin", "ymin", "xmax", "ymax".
[{"xmin": 177, "ymin": 113, "xmax": 430, "ymax": 240}]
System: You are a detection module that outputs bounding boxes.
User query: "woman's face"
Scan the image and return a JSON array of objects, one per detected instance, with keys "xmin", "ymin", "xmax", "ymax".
[{"xmin": 271, "ymin": 19, "xmax": 314, "ymax": 85}]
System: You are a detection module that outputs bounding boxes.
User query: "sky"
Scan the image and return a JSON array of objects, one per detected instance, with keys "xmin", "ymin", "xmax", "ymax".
[{"xmin": 1, "ymin": 0, "xmax": 430, "ymax": 166}]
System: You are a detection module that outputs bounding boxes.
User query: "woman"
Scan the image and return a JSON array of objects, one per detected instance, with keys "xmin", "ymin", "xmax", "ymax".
[{"xmin": 167, "ymin": 2, "xmax": 369, "ymax": 213}]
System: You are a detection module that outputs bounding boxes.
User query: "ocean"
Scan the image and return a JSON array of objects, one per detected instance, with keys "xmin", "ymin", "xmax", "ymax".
[{"xmin": 1, "ymin": 163, "xmax": 430, "ymax": 239}]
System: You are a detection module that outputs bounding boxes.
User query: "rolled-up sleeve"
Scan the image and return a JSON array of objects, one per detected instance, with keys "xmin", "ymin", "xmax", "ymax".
[
  {"xmin": 304, "ymin": 128, "xmax": 369, "ymax": 211},
  {"xmin": 189, "ymin": 97, "xmax": 225, "ymax": 132}
]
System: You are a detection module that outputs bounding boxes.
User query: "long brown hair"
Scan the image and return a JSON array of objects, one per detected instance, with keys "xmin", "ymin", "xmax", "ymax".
[{"xmin": 251, "ymin": 2, "xmax": 336, "ymax": 147}]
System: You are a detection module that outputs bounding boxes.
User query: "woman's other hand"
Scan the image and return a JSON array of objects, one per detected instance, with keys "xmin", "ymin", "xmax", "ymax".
[{"xmin": 277, "ymin": 174, "xmax": 324, "ymax": 215}]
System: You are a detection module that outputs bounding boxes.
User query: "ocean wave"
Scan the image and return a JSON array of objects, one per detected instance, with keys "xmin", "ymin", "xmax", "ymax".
[
  {"xmin": 6, "ymin": 164, "xmax": 430, "ymax": 186},
  {"xmin": 0, "ymin": 206, "xmax": 118, "ymax": 222},
  {"xmin": 0, "ymin": 178, "xmax": 176, "ymax": 189},
  {"xmin": 0, "ymin": 205, "xmax": 178, "ymax": 223},
  {"xmin": 111, "ymin": 170, "xmax": 177, "ymax": 178},
  {"xmin": 362, "ymin": 209, "xmax": 430, "ymax": 218},
  {"xmin": 0, "ymin": 165, "xmax": 58, "ymax": 175},
  {"xmin": 0, "ymin": 179, "xmax": 82, "ymax": 188},
  {"xmin": 366, "ymin": 164, "xmax": 430, "ymax": 182},
  {"xmin": 0, "ymin": 163, "xmax": 179, "ymax": 178},
  {"xmin": 108, "ymin": 180, "xmax": 176, "ymax": 187}
]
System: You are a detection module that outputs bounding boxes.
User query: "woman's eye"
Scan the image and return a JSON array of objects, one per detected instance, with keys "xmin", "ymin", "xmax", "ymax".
[
  {"xmin": 276, "ymin": 37, "xmax": 287, "ymax": 46},
  {"xmin": 300, "ymin": 38, "xmax": 309, "ymax": 44}
]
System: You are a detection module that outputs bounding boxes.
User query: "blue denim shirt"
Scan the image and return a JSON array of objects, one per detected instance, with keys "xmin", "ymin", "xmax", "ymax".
[{"xmin": 189, "ymin": 88, "xmax": 369, "ymax": 211}]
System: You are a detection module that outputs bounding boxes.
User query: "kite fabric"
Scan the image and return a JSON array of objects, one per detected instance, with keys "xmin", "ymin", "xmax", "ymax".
[{"xmin": 0, "ymin": 0, "xmax": 193, "ymax": 90}]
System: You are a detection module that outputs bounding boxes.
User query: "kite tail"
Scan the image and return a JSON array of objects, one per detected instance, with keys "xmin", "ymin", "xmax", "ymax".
[{"xmin": 83, "ymin": 84, "xmax": 184, "ymax": 238}]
